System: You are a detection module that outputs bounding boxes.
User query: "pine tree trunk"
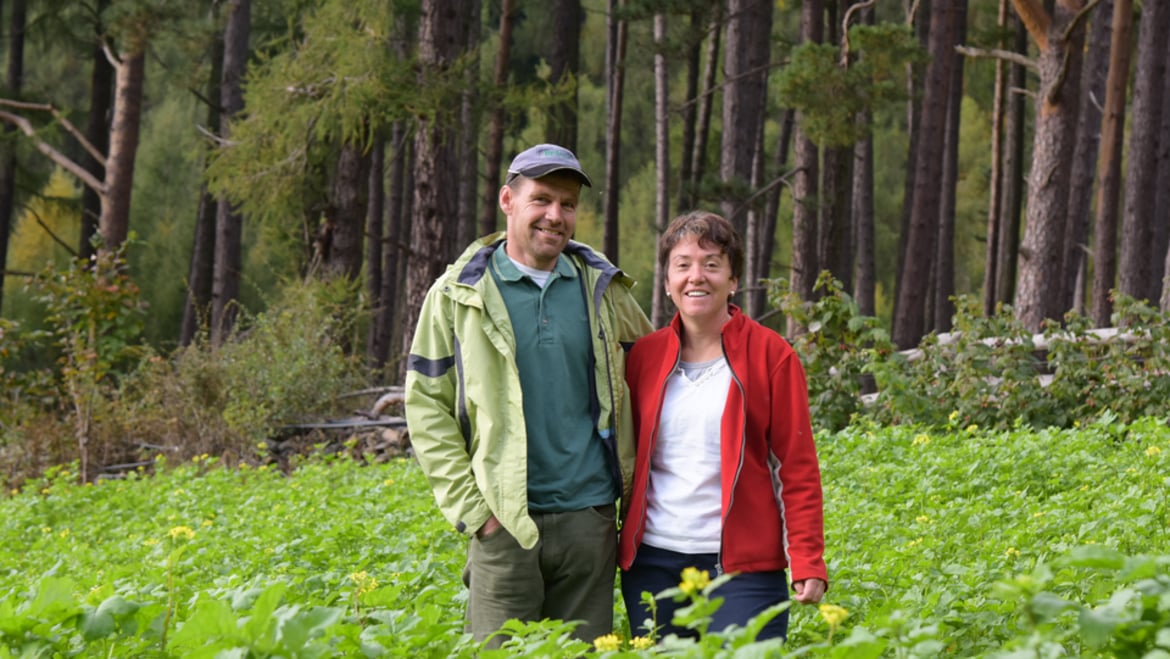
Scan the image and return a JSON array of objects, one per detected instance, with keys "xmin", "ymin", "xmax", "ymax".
[
  {"xmin": 546, "ymin": 0, "xmax": 580, "ymax": 151},
  {"xmin": 602, "ymin": 0, "xmax": 626, "ymax": 262},
  {"xmin": 0, "ymin": 0, "xmax": 25, "ymax": 312},
  {"xmin": 80, "ymin": 0, "xmax": 112, "ymax": 263},
  {"xmin": 996, "ymin": 17, "xmax": 1028, "ymax": 308},
  {"xmin": 1118, "ymin": 0, "xmax": 1169, "ymax": 304},
  {"xmin": 401, "ymin": 0, "xmax": 471, "ymax": 363},
  {"xmin": 1060, "ymin": 0, "xmax": 1111, "ymax": 314},
  {"xmin": 933, "ymin": 1, "xmax": 967, "ymax": 333},
  {"xmin": 1012, "ymin": 0, "xmax": 1086, "ymax": 332},
  {"xmin": 211, "ymin": 0, "xmax": 250, "ymax": 344},
  {"xmin": 789, "ymin": 0, "xmax": 823, "ymax": 337},
  {"xmin": 651, "ymin": 13, "xmax": 670, "ymax": 329},
  {"xmin": 480, "ymin": 0, "xmax": 515, "ymax": 237},
  {"xmin": 894, "ymin": 0, "xmax": 958, "ymax": 348}
]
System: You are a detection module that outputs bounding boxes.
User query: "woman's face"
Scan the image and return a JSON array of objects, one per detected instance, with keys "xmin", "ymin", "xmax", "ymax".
[{"xmin": 665, "ymin": 234, "xmax": 738, "ymax": 325}]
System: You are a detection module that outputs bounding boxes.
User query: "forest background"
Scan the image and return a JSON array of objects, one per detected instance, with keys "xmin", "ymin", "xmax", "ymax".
[{"xmin": 1, "ymin": 0, "xmax": 1170, "ymax": 484}]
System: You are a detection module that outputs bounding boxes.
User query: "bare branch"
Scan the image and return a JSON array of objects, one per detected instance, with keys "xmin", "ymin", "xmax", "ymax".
[
  {"xmin": 0, "ymin": 110, "xmax": 106, "ymax": 194},
  {"xmin": 1064, "ymin": 0, "xmax": 1103, "ymax": 44},
  {"xmin": 841, "ymin": 0, "xmax": 879, "ymax": 64},
  {"xmin": 0, "ymin": 98, "xmax": 108, "ymax": 166},
  {"xmin": 955, "ymin": 45, "xmax": 1039, "ymax": 71}
]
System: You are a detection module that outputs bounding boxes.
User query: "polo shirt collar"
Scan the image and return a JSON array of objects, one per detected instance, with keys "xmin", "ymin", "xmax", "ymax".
[{"xmin": 492, "ymin": 242, "xmax": 579, "ymax": 282}]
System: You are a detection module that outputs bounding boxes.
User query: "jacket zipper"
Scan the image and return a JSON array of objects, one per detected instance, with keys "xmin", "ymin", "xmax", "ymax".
[{"xmin": 716, "ymin": 339, "xmax": 748, "ymax": 576}]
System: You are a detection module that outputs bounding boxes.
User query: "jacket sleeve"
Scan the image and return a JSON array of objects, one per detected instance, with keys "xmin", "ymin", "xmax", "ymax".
[
  {"xmin": 610, "ymin": 287, "xmax": 653, "ymax": 505},
  {"xmin": 404, "ymin": 284, "xmax": 492, "ymax": 537},
  {"xmin": 770, "ymin": 347, "xmax": 829, "ymax": 587}
]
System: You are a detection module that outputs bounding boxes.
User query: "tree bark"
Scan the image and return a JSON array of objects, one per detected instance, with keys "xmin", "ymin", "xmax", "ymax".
[
  {"xmin": 995, "ymin": 16, "xmax": 1028, "ymax": 308},
  {"xmin": 480, "ymin": 0, "xmax": 515, "ymax": 237},
  {"xmin": 1091, "ymin": 0, "xmax": 1131, "ymax": 325},
  {"xmin": 366, "ymin": 134, "xmax": 385, "ymax": 364},
  {"xmin": 456, "ymin": 0, "xmax": 481, "ymax": 248},
  {"xmin": 689, "ymin": 4, "xmax": 722, "ymax": 206},
  {"xmin": 0, "ymin": 0, "xmax": 25, "ymax": 312},
  {"xmin": 933, "ymin": 1, "xmax": 967, "ymax": 332},
  {"xmin": 377, "ymin": 122, "xmax": 409, "ymax": 369},
  {"xmin": 892, "ymin": 0, "xmax": 930, "ymax": 327},
  {"xmin": 401, "ymin": 0, "xmax": 471, "ymax": 363},
  {"xmin": 324, "ymin": 140, "xmax": 370, "ymax": 283},
  {"xmin": 983, "ymin": 0, "xmax": 1010, "ymax": 315},
  {"xmin": 676, "ymin": 7, "xmax": 707, "ymax": 213},
  {"xmin": 893, "ymin": 0, "xmax": 959, "ymax": 348},
  {"xmin": 602, "ymin": 0, "xmax": 626, "ymax": 262},
  {"xmin": 789, "ymin": 0, "xmax": 823, "ymax": 337},
  {"xmin": 1118, "ymin": 0, "xmax": 1169, "ymax": 304},
  {"xmin": 719, "ymin": 0, "xmax": 772, "ymax": 244},
  {"xmin": 211, "ymin": 0, "xmax": 251, "ymax": 344},
  {"xmin": 1012, "ymin": 0, "xmax": 1086, "ymax": 332},
  {"xmin": 758, "ymin": 108, "xmax": 794, "ymax": 318},
  {"xmin": 99, "ymin": 45, "xmax": 145, "ymax": 254},
  {"xmin": 181, "ymin": 5, "xmax": 224, "ymax": 347},
  {"xmin": 546, "ymin": 0, "xmax": 581, "ymax": 151},
  {"xmin": 80, "ymin": 0, "xmax": 112, "ymax": 263},
  {"xmin": 1060, "ymin": 0, "xmax": 1111, "ymax": 314},
  {"xmin": 650, "ymin": 13, "xmax": 670, "ymax": 328}
]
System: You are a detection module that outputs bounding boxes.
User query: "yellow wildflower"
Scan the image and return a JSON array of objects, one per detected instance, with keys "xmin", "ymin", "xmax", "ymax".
[
  {"xmin": 593, "ymin": 634, "xmax": 622, "ymax": 652},
  {"xmin": 1147, "ymin": 446, "xmax": 1162, "ymax": 456},
  {"xmin": 912, "ymin": 433, "xmax": 930, "ymax": 446},
  {"xmin": 349, "ymin": 571, "xmax": 378, "ymax": 595},
  {"xmin": 169, "ymin": 526, "xmax": 196, "ymax": 541},
  {"xmin": 907, "ymin": 537, "xmax": 923, "ymax": 548},
  {"xmin": 1005, "ymin": 547, "xmax": 1020, "ymax": 558},
  {"xmin": 202, "ymin": 519, "xmax": 214, "ymax": 527},
  {"xmin": 679, "ymin": 566, "xmax": 711, "ymax": 596},
  {"xmin": 630, "ymin": 636, "xmax": 655, "ymax": 650},
  {"xmin": 948, "ymin": 410, "xmax": 959, "ymax": 423},
  {"xmin": 915, "ymin": 515, "xmax": 931, "ymax": 524},
  {"xmin": 819, "ymin": 603, "xmax": 849, "ymax": 628},
  {"xmin": 384, "ymin": 479, "xmax": 395, "ymax": 486},
  {"xmin": 59, "ymin": 529, "xmax": 70, "ymax": 539}
]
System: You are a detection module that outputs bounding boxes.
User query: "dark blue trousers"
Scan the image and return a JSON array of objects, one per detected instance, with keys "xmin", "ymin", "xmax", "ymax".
[{"xmin": 621, "ymin": 544, "xmax": 790, "ymax": 641}]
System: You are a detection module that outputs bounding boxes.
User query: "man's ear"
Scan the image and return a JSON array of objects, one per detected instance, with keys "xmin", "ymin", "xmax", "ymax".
[{"xmin": 498, "ymin": 185, "xmax": 512, "ymax": 215}]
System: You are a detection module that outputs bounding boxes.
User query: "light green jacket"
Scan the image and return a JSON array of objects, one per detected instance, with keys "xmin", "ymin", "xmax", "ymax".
[{"xmin": 404, "ymin": 233, "xmax": 653, "ymax": 549}]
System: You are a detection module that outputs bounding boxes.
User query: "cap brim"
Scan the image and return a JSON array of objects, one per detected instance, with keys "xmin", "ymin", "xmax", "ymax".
[{"xmin": 508, "ymin": 164, "xmax": 592, "ymax": 187}]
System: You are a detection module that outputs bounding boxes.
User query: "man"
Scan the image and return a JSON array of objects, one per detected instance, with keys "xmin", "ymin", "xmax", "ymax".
[{"xmin": 405, "ymin": 144, "xmax": 653, "ymax": 645}]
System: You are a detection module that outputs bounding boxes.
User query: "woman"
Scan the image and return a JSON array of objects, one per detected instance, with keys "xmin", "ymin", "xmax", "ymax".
[{"xmin": 618, "ymin": 210, "xmax": 827, "ymax": 641}]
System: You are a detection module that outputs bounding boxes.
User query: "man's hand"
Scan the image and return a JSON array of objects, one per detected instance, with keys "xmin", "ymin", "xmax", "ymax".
[
  {"xmin": 476, "ymin": 515, "xmax": 501, "ymax": 539},
  {"xmin": 792, "ymin": 578, "xmax": 827, "ymax": 604}
]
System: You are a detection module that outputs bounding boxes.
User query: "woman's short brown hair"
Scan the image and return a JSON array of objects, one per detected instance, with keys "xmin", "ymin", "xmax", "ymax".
[{"xmin": 658, "ymin": 210, "xmax": 744, "ymax": 280}]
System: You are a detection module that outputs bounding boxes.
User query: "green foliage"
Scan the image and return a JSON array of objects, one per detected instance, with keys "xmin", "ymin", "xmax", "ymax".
[
  {"xmin": 776, "ymin": 23, "xmax": 924, "ymax": 147},
  {"xmin": 777, "ymin": 281, "xmax": 1170, "ymax": 433},
  {"xmin": 117, "ymin": 278, "xmax": 368, "ymax": 458},
  {"xmin": 205, "ymin": 0, "xmax": 426, "ymax": 227},
  {"xmin": 772, "ymin": 272, "xmax": 894, "ymax": 432},
  {"xmin": 2, "ymin": 420, "xmax": 1169, "ymax": 656}
]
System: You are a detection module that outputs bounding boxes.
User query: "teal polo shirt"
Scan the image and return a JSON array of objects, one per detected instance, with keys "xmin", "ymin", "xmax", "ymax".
[{"xmin": 489, "ymin": 244, "xmax": 617, "ymax": 512}]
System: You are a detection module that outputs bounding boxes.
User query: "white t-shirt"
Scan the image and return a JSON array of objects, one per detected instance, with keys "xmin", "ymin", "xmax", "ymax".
[{"xmin": 641, "ymin": 356, "xmax": 730, "ymax": 554}]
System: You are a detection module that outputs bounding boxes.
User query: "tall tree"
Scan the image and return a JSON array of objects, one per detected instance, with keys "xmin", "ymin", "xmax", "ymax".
[
  {"xmin": 456, "ymin": 0, "xmax": 481, "ymax": 248},
  {"xmin": 1117, "ymin": 0, "xmax": 1169, "ymax": 304},
  {"xmin": 1090, "ymin": 0, "xmax": 1131, "ymax": 325},
  {"xmin": 994, "ymin": 16, "xmax": 1029, "ymax": 309},
  {"xmin": 1059, "ymin": 0, "xmax": 1111, "ymax": 314},
  {"xmin": 650, "ymin": 12, "xmax": 669, "ymax": 328},
  {"xmin": 893, "ymin": 0, "xmax": 959, "ymax": 348},
  {"xmin": 545, "ymin": 0, "xmax": 581, "ymax": 150},
  {"xmin": 181, "ymin": 2, "xmax": 224, "ymax": 347},
  {"xmin": 932, "ymin": 1, "xmax": 967, "ymax": 332},
  {"xmin": 982, "ymin": 0, "xmax": 1010, "ymax": 316},
  {"xmin": 79, "ymin": 0, "xmax": 113, "ymax": 263},
  {"xmin": 1011, "ymin": 0, "xmax": 1089, "ymax": 332},
  {"xmin": 480, "ymin": 0, "xmax": 515, "ymax": 237},
  {"xmin": 789, "ymin": 0, "xmax": 823, "ymax": 337},
  {"xmin": 211, "ymin": 0, "xmax": 251, "ymax": 344},
  {"xmin": 686, "ymin": 3, "xmax": 722, "ymax": 213},
  {"xmin": 0, "ymin": 0, "xmax": 25, "ymax": 313},
  {"xmin": 400, "ymin": 0, "xmax": 472, "ymax": 361},
  {"xmin": 602, "ymin": 0, "xmax": 626, "ymax": 262},
  {"xmin": 719, "ymin": 0, "xmax": 772, "ymax": 243}
]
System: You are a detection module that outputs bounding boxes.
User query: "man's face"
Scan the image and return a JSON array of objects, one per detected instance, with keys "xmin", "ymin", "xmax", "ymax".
[{"xmin": 499, "ymin": 172, "xmax": 581, "ymax": 271}]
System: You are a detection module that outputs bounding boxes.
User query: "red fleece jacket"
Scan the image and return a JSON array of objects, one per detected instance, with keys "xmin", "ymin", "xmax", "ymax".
[{"xmin": 618, "ymin": 306, "xmax": 827, "ymax": 586}]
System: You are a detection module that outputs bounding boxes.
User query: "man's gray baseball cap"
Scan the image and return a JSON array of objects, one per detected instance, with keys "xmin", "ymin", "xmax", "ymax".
[{"xmin": 505, "ymin": 144, "xmax": 593, "ymax": 187}]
